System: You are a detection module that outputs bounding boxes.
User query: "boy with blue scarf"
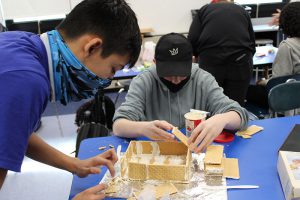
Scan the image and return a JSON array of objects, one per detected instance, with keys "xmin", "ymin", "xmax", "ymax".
[{"xmin": 0, "ymin": 0, "xmax": 141, "ymax": 199}]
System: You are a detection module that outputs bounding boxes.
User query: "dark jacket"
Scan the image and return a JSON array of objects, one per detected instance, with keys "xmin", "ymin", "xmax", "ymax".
[{"xmin": 188, "ymin": 3, "xmax": 256, "ymax": 66}]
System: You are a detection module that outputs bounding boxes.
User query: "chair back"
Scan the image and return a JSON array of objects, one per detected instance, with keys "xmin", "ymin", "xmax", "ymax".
[
  {"xmin": 266, "ymin": 74, "xmax": 300, "ymax": 93},
  {"xmin": 75, "ymin": 89, "xmax": 115, "ymax": 130},
  {"xmin": 268, "ymin": 81, "xmax": 300, "ymax": 113},
  {"xmin": 39, "ymin": 19, "xmax": 64, "ymax": 33},
  {"xmin": 5, "ymin": 19, "xmax": 39, "ymax": 34}
]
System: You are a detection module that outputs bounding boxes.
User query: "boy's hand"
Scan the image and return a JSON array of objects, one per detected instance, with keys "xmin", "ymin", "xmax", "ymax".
[
  {"xmin": 74, "ymin": 149, "xmax": 118, "ymax": 178},
  {"xmin": 269, "ymin": 9, "xmax": 281, "ymax": 26},
  {"xmin": 256, "ymin": 78, "xmax": 268, "ymax": 86},
  {"xmin": 187, "ymin": 114, "xmax": 226, "ymax": 153},
  {"xmin": 143, "ymin": 120, "xmax": 175, "ymax": 141},
  {"xmin": 72, "ymin": 184, "xmax": 107, "ymax": 200}
]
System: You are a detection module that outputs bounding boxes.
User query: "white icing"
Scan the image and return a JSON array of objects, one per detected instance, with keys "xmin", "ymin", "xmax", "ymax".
[{"xmin": 150, "ymin": 142, "xmax": 160, "ymax": 155}]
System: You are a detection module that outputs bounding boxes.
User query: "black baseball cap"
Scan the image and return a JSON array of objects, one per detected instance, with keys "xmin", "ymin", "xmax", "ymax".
[{"xmin": 155, "ymin": 33, "xmax": 193, "ymax": 77}]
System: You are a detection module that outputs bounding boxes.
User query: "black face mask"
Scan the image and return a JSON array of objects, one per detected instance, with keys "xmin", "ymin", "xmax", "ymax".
[{"xmin": 159, "ymin": 76, "xmax": 191, "ymax": 93}]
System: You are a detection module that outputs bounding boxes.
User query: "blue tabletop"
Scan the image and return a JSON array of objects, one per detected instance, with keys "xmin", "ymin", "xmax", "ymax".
[
  {"xmin": 253, "ymin": 46, "xmax": 277, "ymax": 66},
  {"xmin": 69, "ymin": 115, "xmax": 300, "ymax": 200},
  {"xmin": 113, "ymin": 68, "xmax": 140, "ymax": 79}
]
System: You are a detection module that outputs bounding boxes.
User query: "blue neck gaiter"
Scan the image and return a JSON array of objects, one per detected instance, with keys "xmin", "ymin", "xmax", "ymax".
[{"xmin": 47, "ymin": 30, "xmax": 112, "ymax": 105}]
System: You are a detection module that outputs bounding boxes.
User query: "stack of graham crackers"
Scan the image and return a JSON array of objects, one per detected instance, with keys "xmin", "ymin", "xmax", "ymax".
[
  {"xmin": 204, "ymin": 145, "xmax": 240, "ymax": 185},
  {"xmin": 171, "ymin": 128, "xmax": 240, "ymax": 184}
]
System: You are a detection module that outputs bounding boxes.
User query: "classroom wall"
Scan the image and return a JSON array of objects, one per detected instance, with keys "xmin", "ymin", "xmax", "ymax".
[
  {"xmin": 1, "ymin": 0, "xmax": 70, "ymax": 19},
  {"xmin": 71, "ymin": 0, "xmax": 210, "ymax": 34},
  {"xmin": 127, "ymin": 0, "xmax": 210, "ymax": 35},
  {"xmin": 2, "ymin": 0, "xmax": 210, "ymax": 35},
  {"xmin": 0, "ymin": 0, "xmax": 4, "ymax": 24}
]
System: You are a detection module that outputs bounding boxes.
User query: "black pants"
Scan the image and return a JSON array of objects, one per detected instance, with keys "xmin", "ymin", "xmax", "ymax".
[
  {"xmin": 246, "ymin": 85, "xmax": 269, "ymax": 108},
  {"xmin": 200, "ymin": 58, "xmax": 253, "ymax": 106}
]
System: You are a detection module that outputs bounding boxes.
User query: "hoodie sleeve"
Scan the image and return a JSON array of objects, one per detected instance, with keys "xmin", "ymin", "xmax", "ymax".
[
  {"xmin": 200, "ymin": 72, "xmax": 249, "ymax": 130},
  {"xmin": 272, "ymin": 41, "xmax": 294, "ymax": 77},
  {"xmin": 113, "ymin": 75, "xmax": 147, "ymax": 122}
]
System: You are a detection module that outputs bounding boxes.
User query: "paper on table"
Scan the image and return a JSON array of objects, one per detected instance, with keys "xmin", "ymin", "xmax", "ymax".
[{"xmin": 255, "ymin": 46, "xmax": 275, "ymax": 57}]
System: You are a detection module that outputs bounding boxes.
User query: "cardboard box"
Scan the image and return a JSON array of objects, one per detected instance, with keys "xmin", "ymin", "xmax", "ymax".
[
  {"xmin": 278, "ymin": 125, "xmax": 300, "ymax": 200},
  {"xmin": 278, "ymin": 151, "xmax": 300, "ymax": 200},
  {"xmin": 121, "ymin": 141, "xmax": 191, "ymax": 182}
]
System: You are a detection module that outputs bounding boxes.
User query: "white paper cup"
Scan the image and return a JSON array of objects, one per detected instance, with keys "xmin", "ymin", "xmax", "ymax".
[{"xmin": 184, "ymin": 112, "xmax": 206, "ymax": 137}]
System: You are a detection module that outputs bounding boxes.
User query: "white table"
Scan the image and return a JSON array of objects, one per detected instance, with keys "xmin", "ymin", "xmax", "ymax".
[
  {"xmin": 252, "ymin": 17, "xmax": 281, "ymax": 47},
  {"xmin": 253, "ymin": 46, "xmax": 278, "ymax": 82}
]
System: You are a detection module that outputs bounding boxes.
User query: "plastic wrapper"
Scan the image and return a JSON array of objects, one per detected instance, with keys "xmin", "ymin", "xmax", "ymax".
[{"xmin": 100, "ymin": 153, "xmax": 227, "ymax": 200}]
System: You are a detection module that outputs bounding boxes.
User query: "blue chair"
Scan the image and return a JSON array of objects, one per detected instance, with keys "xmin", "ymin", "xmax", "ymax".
[
  {"xmin": 114, "ymin": 79, "xmax": 131, "ymax": 105},
  {"xmin": 268, "ymin": 81, "xmax": 300, "ymax": 117},
  {"xmin": 266, "ymin": 74, "xmax": 300, "ymax": 93},
  {"xmin": 246, "ymin": 74, "xmax": 300, "ymax": 118}
]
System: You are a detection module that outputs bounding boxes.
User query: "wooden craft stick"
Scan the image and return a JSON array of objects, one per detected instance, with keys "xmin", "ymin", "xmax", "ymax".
[
  {"xmin": 172, "ymin": 127, "xmax": 188, "ymax": 146},
  {"xmin": 98, "ymin": 146, "xmax": 106, "ymax": 150}
]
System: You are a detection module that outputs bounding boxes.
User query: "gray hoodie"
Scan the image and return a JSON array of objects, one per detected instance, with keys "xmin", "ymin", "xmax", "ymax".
[
  {"xmin": 272, "ymin": 37, "xmax": 300, "ymax": 116},
  {"xmin": 272, "ymin": 37, "xmax": 300, "ymax": 77},
  {"xmin": 113, "ymin": 64, "xmax": 248, "ymax": 130}
]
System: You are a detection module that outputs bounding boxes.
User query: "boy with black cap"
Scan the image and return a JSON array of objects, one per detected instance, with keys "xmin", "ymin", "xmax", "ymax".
[{"xmin": 113, "ymin": 33, "xmax": 248, "ymax": 153}]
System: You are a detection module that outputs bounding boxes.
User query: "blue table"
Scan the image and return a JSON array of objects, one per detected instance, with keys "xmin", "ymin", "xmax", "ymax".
[
  {"xmin": 113, "ymin": 68, "xmax": 140, "ymax": 80},
  {"xmin": 253, "ymin": 46, "xmax": 278, "ymax": 82},
  {"xmin": 69, "ymin": 115, "xmax": 300, "ymax": 199},
  {"xmin": 253, "ymin": 46, "xmax": 277, "ymax": 66}
]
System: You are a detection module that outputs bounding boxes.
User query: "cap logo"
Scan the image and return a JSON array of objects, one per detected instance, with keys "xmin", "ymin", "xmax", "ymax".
[{"xmin": 169, "ymin": 48, "xmax": 178, "ymax": 56}]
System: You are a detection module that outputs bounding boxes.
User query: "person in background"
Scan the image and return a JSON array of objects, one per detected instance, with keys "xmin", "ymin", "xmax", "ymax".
[
  {"xmin": 269, "ymin": 9, "xmax": 281, "ymax": 26},
  {"xmin": 247, "ymin": 2, "xmax": 300, "ymax": 113},
  {"xmin": 260, "ymin": 2, "xmax": 300, "ymax": 83},
  {"xmin": 113, "ymin": 33, "xmax": 248, "ymax": 153},
  {"xmin": 269, "ymin": 0, "xmax": 300, "ymax": 26},
  {"xmin": 188, "ymin": 0, "xmax": 255, "ymax": 106},
  {"xmin": 0, "ymin": 0, "xmax": 141, "ymax": 199}
]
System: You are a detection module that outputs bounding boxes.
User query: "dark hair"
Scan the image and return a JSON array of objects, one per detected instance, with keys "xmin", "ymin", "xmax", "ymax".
[
  {"xmin": 57, "ymin": 0, "xmax": 141, "ymax": 68},
  {"xmin": 279, "ymin": 2, "xmax": 300, "ymax": 38}
]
